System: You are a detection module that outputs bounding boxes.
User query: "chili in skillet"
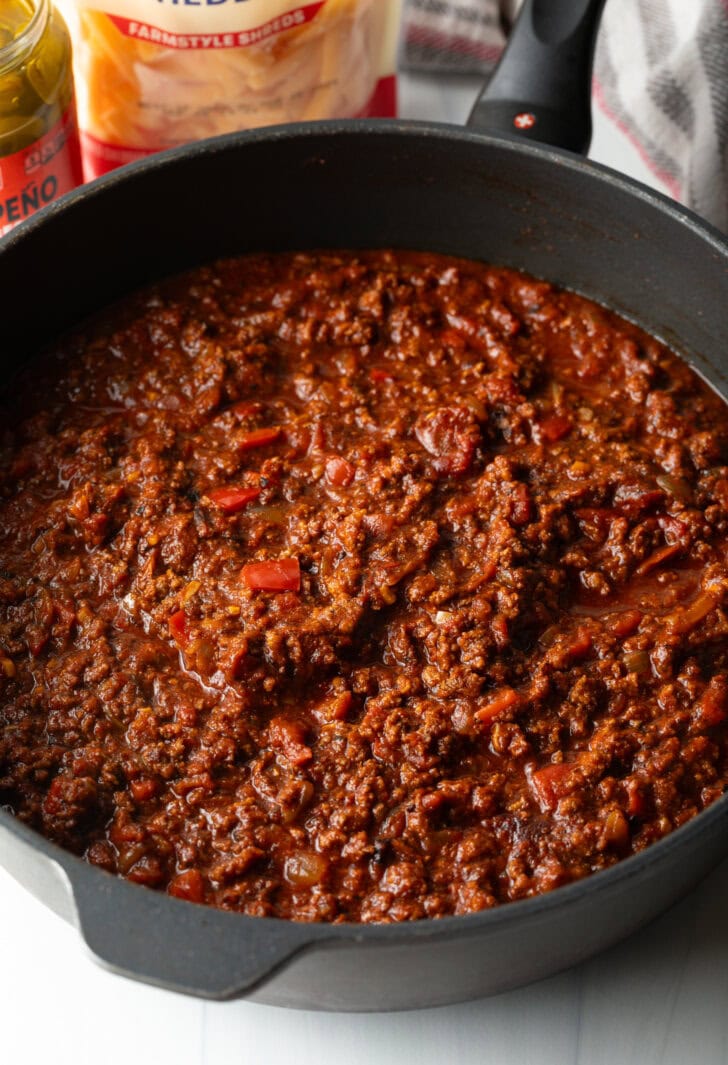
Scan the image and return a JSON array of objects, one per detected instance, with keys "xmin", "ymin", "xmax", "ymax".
[{"xmin": 1, "ymin": 250, "xmax": 727, "ymax": 922}]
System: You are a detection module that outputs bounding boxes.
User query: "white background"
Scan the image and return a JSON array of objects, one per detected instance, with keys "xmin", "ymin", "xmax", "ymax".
[{"xmin": 4, "ymin": 72, "xmax": 719, "ymax": 1065}]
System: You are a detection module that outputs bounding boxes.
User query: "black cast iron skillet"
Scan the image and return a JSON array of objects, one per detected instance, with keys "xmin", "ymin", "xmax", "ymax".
[{"xmin": 1, "ymin": 0, "xmax": 727, "ymax": 1011}]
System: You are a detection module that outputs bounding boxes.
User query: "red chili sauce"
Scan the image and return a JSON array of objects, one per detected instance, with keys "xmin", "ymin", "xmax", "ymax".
[{"xmin": 1, "ymin": 251, "xmax": 727, "ymax": 922}]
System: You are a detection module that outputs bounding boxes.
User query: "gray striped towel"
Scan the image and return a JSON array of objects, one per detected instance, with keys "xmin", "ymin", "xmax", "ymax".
[{"xmin": 401, "ymin": 0, "xmax": 728, "ymax": 232}]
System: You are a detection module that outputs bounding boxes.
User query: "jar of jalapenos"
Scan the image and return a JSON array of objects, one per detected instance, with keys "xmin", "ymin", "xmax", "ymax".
[{"xmin": 0, "ymin": 0, "xmax": 82, "ymax": 236}]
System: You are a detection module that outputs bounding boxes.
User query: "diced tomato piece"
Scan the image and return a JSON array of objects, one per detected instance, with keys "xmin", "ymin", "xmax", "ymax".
[
  {"xmin": 269, "ymin": 716, "xmax": 312, "ymax": 766},
  {"xmin": 475, "ymin": 686, "xmax": 522, "ymax": 726},
  {"xmin": 26, "ymin": 632, "xmax": 47, "ymax": 656},
  {"xmin": 694, "ymin": 676, "xmax": 728, "ymax": 729},
  {"xmin": 481, "ymin": 560, "xmax": 497, "ymax": 583},
  {"xmin": 325, "ymin": 455, "xmax": 355, "ymax": 487},
  {"xmin": 415, "ymin": 405, "xmax": 480, "ymax": 476},
  {"xmin": 168, "ymin": 609, "xmax": 190, "ymax": 647},
  {"xmin": 421, "ymin": 791, "xmax": 447, "ymax": 813},
  {"xmin": 328, "ymin": 690, "xmax": 353, "ymax": 721},
  {"xmin": 109, "ymin": 819, "xmax": 145, "ymax": 847},
  {"xmin": 238, "ymin": 427, "xmax": 281, "ymax": 452},
  {"xmin": 68, "ymin": 488, "xmax": 90, "ymax": 521},
  {"xmin": 624, "ymin": 777, "xmax": 646, "ymax": 817},
  {"xmin": 364, "ymin": 511, "xmax": 394, "ymax": 539},
  {"xmin": 55, "ymin": 599, "xmax": 77, "ymax": 631},
  {"xmin": 530, "ymin": 762, "xmax": 575, "ymax": 811},
  {"xmin": 608, "ymin": 609, "xmax": 643, "ymax": 638},
  {"xmin": 126, "ymin": 855, "xmax": 165, "ymax": 887},
  {"xmin": 168, "ymin": 869, "xmax": 206, "ymax": 904},
  {"xmin": 613, "ymin": 484, "xmax": 664, "ymax": 516},
  {"xmin": 482, "ymin": 373, "xmax": 523, "ymax": 405},
  {"xmin": 207, "ymin": 486, "xmax": 261, "ymax": 513},
  {"xmin": 130, "ymin": 778, "xmax": 158, "ymax": 803},
  {"xmin": 565, "ymin": 628, "xmax": 592, "ymax": 660},
  {"xmin": 369, "ymin": 367, "xmax": 394, "ymax": 383},
  {"xmin": 314, "ymin": 689, "xmax": 353, "ymax": 723},
  {"xmin": 491, "ymin": 614, "xmax": 509, "ymax": 650},
  {"xmin": 71, "ymin": 755, "xmax": 96, "ymax": 778},
  {"xmin": 241, "ymin": 557, "xmax": 301, "ymax": 592},
  {"xmin": 509, "ymin": 482, "xmax": 533, "ymax": 526},
  {"xmin": 658, "ymin": 515, "xmax": 689, "ymax": 544},
  {"xmin": 538, "ymin": 414, "xmax": 572, "ymax": 443}
]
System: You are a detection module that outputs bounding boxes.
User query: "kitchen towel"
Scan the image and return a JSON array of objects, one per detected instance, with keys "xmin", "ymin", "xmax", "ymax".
[{"xmin": 401, "ymin": 0, "xmax": 728, "ymax": 232}]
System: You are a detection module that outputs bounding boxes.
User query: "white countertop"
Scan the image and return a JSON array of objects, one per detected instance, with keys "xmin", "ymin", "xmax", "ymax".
[{"xmin": 3, "ymin": 73, "xmax": 718, "ymax": 1065}]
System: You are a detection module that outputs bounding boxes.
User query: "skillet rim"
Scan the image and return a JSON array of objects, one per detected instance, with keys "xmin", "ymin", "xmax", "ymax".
[{"xmin": 2, "ymin": 117, "xmax": 727, "ymax": 263}]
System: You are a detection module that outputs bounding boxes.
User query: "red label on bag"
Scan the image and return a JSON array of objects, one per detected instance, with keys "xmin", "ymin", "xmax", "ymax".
[
  {"xmin": 80, "ymin": 133, "xmax": 156, "ymax": 182},
  {"xmin": 357, "ymin": 74, "xmax": 397, "ymax": 119},
  {"xmin": 0, "ymin": 106, "xmax": 83, "ymax": 236}
]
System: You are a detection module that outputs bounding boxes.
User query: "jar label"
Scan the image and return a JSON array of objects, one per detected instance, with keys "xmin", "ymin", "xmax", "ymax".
[{"xmin": 0, "ymin": 105, "xmax": 84, "ymax": 236}]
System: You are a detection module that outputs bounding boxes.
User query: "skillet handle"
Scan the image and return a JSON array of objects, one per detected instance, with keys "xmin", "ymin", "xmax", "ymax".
[
  {"xmin": 467, "ymin": 0, "xmax": 606, "ymax": 155},
  {"xmin": 68, "ymin": 866, "xmax": 320, "ymax": 1000}
]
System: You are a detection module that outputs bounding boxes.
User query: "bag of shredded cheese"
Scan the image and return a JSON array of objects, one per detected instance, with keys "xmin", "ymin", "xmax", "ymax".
[{"xmin": 56, "ymin": 0, "xmax": 401, "ymax": 179}]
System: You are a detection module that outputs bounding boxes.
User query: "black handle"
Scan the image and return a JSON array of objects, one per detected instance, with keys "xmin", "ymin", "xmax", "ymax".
[
  {"xmin": 69, "ymin": 864, "xmax": 322, "ymax": 999},
  {"xmin": 467, "ymin": 0, "xmax": 607, "ymax": 155},
  {"xmin": 1, "ymin": 806, "xmax": 333, "ymax": 1001}
]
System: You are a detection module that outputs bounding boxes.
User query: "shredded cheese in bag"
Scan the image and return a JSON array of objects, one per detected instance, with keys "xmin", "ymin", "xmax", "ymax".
[{"xmin": 57, "ymin": 0, "xmax": 401, "ymax": 179}]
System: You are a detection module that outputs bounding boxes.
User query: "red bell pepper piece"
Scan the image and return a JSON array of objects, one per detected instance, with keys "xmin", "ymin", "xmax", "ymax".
[
  {"xmin": 207, "ymin": 486, "xmax": 261, "ymax": 513},
  {"xmin": 168, "ymin": 609, "xmax": 190, "ymax": 647},
  {"xmin": 475, "ymin": 686, "xmax": 522, "ymax": 726},
  {"xmin": 238, "ymin": 427, "xmax": 281, "ymax": 452},
  {"xmin": 241, "ymin": 557, "xmax": 300, "ymax": 592},
  {"xmin": 538, "ymin": 414, "xmax": 572, "ymax": 443}
]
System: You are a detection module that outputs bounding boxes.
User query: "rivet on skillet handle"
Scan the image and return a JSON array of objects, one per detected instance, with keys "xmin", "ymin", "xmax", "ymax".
[{"xmin": 467, "ymin": 0, "xmax": 607, "ymax": 155}]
